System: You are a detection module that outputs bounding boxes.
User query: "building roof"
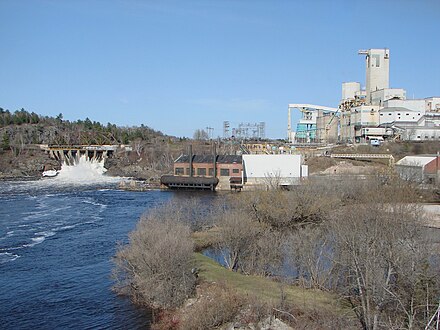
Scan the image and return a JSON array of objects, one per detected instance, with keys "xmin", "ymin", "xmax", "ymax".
[
  {"xmin": 175, "ymin": 154, "xmax": 242, "ymax": 164},
  {"xmin": 396, "ymin": 156, "xmax": 437, "ymax": 167}
]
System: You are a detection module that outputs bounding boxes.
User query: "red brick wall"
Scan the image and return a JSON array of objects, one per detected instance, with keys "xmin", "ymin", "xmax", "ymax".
[
  {"xmin": 425, "ymin": 156, "xmax": 440, "ymax": 175},
  {"xmin": 217, "ymin": 163, "xmax": 242, "ymax": 177},
  {"xmin": 173, "ymin": 162, "xmax": 243, "ymax": 178}
]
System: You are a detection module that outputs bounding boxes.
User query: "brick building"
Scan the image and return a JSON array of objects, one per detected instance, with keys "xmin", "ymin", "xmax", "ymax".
[{"xmin": 173, "ymin": 154, "xmax": 243, "ymax": 190}]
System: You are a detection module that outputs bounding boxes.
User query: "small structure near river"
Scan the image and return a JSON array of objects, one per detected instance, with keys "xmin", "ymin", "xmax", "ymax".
[{"xmin": 161, "ymin": 151, "xmax": 308, "ymax": 191}]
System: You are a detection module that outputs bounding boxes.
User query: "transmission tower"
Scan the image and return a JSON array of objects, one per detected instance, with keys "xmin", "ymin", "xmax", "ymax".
[{"xmin": 223, "ymin": 121, "xmax": 230, "ymax": 139}]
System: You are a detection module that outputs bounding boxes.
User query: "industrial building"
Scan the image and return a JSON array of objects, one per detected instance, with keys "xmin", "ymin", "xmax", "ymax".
[
  {"xmin": 161, "ymin": 152, "xmax": 308, "ymax": 191},
  {"xmin": 289, "ymin": 48, "xmax": 440, "ymax": 143},
  {"xmin": 287, "ymin": 104, "xmax": 338, "ymax": 144},
  {"xmin": 340, "ymin": 48, "xmax": 440, "ymax": 143},
  {"xmin": 395, "ymin": 155, "xmax": 440, "ymax": 184},
  {"xmin": 242, "ymin": 154, "xmax": 308, "ymax": 189},
  {"xmin": 160, "ymin": 154, "xmax": 243, "ymax": 190}
]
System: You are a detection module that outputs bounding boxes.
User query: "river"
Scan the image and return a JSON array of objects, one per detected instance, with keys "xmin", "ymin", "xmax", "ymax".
[{"xmin": 0, "ymin": 169, "xmax": 179, "ymax": 329}]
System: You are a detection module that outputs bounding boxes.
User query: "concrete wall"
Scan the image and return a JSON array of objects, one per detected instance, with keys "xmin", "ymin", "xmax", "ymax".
[
  {"xmin": 384, "ymin": 99, "xmax": 426, "ymax": 113},
  {"xmin": 396, "ymin": 165, "xmax": 424, "ymax": 183},
  {"xmin": 401, "ymin": 127, "xmax": 440, "ymax": 141},
  {"xmin": 425, "ymin": 97, "xmax": 440, "ymax": 111},
  {"xmin": 316, "ymin": 110, "xmax": 338, "ymax": 143},
  {"xmin": 363, "ymin": 49, "xmax": 390, "ymax": 104},
  {"xmin": 349, "ymin": 105, "xmax": 380, "ymax": 128},
  {"xmin": 242, "ymin": 154, "xmax": 305, "ymax": 188},
  {"xmin": 371, "ymin": 88, "xmax": 406, "ymax": 106},
  {"xmin": 379, "ymin": 108, "xmax": 422, "ymax": 125},
  {"xmin": 342, "ymin": 82, "xmax": 361, "ymax": 100}
]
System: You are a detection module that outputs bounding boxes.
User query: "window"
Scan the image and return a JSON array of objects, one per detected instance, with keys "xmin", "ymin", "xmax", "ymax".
[
  {"xmin": 208, "ymin": 168, "xmax": 214, "ymax": 176},
  {"xmin": 220, "ymin": 168, "xmax": 230, "ymax": 176},
  {"xmin": 185, "ymin": 168, "xmax": 190, "ymax": 175},
  {"xmin": 175, "ymin": 167, "xmax": 184, "ymax": 175},
  {"xmin": 232, "ymin": 168, "xmax": 240, "ymax": 174},
  {"xmin": 197, "ymin": 168, "xmax": 206, "ymax": 176}
]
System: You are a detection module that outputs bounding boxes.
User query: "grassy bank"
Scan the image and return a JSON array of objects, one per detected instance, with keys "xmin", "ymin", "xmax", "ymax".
[{"xmin": 193, "ymin": 253, "xmax": 349, "ymax": 315}]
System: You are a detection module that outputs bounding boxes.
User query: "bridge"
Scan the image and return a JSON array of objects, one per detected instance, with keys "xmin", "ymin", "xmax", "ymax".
[
  {"xmin": 330, "ymin": 153, "xmax": 395, "ymax": 167},
  {"xmin": 39, "ymin": 144, "xmax": 124, "ymax": 163}
]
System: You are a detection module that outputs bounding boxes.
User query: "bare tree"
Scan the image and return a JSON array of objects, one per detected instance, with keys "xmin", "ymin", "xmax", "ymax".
[
  {"xmin": 113, "ymin": 205, "xmax": 196, "ymax": 309},
  {"xmin": 213, "ymin": 201, "xmax": 284, "ymax": 275},
  {"xmin": 329, "ymin": 202, "xmax": 439, "ymax": 330},
  {"xmin": 193, "ymin": 129, "xmax": 208, "ymax": 140},
  {"xmin": 232, "ymin": 185, "xmax": 336, "ymax": 229},
  {"xmin": 261, "ymin": 170, "xmax": 281, "ymax": 190},
  {"xmin": 132, "ymin": 138, "xmax": 145, "ymax": 157},
  {"xmin": 285, "ymin": 225, "xmax": 334, "ymax": 290},
  {"xmin": 216, "ymin": 209, "xmax": 261, "ymax": 271}
]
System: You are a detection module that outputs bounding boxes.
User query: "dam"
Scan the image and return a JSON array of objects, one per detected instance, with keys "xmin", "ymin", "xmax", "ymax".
[{"xmin": 40, "ymin": 144, "xmax": 121, "ymax": 164}]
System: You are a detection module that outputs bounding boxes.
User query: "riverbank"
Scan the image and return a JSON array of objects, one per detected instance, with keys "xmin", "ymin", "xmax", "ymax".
[
  {"xmin": 0, "ymin": 147, "xmax": 165, "ymax": 186},
  {"xmin": 152, "ymin": 253, "xmax": 356, "ymax": 329}
]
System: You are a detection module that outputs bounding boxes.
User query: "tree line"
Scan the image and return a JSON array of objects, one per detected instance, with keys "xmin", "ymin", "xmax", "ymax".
[{"xmin": 0, "ymin": 107, "xmax": 164, "ymax": 147}]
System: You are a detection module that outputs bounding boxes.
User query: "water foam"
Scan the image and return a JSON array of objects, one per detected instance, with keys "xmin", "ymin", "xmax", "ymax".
[
  {"xmin": 52, "ymin": 155, "xmax": 121, "ymax": 185},
  {"xmin": 0, "ymin": 252, "xmax": 20, "ymax": 264},
  {"xmin": 24, "ymin": 236, "xmax": 45, "ymax": 247}
]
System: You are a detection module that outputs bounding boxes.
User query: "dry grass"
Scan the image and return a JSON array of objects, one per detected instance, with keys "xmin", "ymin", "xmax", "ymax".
[
  {"xmin": 191, "ymin": 227, "xmax": 220, "ymax": 251},
  {"xmin": 194, "ymin": 253, "xmax": 348, "ymax": 315}
]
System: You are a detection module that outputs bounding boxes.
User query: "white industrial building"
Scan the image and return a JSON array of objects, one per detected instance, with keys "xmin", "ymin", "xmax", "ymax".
[
  {"xmin": 289, "ymin": 48, "xmax": 440, "ymax": 144},
  {"xmin": 338, "ymin": 48, "xmax": 440, "ymax": 143},
  {"xmin": 242, "ymin": 154, "xmax": 308, "ymax": 189},
  {"xmin": 359, "ymin": 48, "xmax": 390, "ymax": 105}
]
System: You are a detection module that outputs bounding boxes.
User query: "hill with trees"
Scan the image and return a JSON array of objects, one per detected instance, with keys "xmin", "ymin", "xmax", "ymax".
[{"xmin": 0, "ymin": 107, "xmax": 185, "ymax": 180}]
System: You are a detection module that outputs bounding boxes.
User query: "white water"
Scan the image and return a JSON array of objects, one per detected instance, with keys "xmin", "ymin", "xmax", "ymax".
[
  {"xmin": 51, "ymin": 155, "xmax": 121, "ymax": 185},
  {"xmin": 0, "ymin": 155, "xmax": 121, "ymax": 195}
]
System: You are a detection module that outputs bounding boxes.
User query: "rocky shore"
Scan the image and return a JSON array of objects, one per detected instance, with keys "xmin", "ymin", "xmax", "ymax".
[
  {"xmin": 0, "ymin": 147, "xmax": 166, "ymax": 185},
  {"xmin": 0, "ymin": 148, "xmax": 59, "ymax": 180}
]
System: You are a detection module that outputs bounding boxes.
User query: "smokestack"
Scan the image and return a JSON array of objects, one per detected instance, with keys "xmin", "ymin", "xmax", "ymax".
[
  {"xmin": 213, "ymin": 142, "xmax": 217, "ymax": 178},
  {"xmin": 189, "ymin": 145, "xmax": 193, "ymax": 177}
]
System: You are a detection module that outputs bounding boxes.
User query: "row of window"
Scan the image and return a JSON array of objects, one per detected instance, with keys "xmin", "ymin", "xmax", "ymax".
[
  {"xmin": 380, "ymin": 113, "xmax": 421, "ymax": 116},
  {"xmin": 175, "ymin": 167, "xmax": 240, "ymax": 176}
]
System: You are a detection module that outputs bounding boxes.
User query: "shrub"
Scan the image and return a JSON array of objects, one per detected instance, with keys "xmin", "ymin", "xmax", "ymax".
[{"xmin": 113, "ymin": 206, "xmax": 196, "ymax": 309}]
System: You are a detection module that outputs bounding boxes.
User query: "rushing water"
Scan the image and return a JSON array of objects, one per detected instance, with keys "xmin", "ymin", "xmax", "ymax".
[{"xmin": 0, "ymin": 158, "xmax": 177, "ymax": 329}]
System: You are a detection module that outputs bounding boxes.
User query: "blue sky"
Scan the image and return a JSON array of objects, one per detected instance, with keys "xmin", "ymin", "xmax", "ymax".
[{"xmin": 1, "ymin": 0, "xmax": 439, "ymax": 138}]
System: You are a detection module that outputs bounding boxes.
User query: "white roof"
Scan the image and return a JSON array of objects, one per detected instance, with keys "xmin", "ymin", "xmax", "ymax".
[
  {"xmin": 396, "ymin": 156, "xmax": 436, "ymax": 167},
  {"xmin": 288, "ymin": 104, "xmax": 338, "ymax": 112}
]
